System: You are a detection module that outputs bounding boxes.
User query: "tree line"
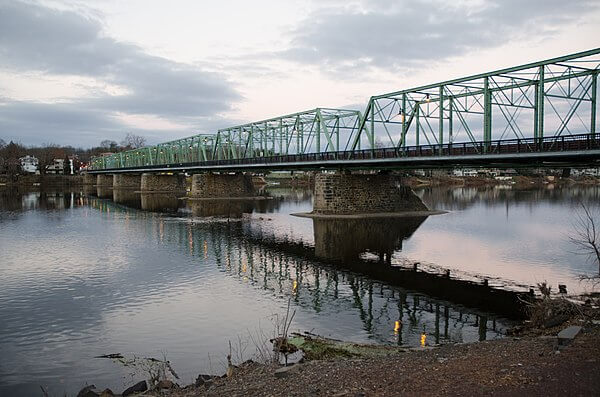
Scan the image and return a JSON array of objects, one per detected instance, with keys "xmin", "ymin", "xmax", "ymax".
[{"xmin": 0, "ymin": 133, "xmax": 146, "ymax": 175}]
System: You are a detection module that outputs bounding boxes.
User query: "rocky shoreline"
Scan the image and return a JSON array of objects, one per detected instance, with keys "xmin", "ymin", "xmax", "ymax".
[{"xmin": 77, "ymin": 301, "xmax": 600, "ymax": 397}]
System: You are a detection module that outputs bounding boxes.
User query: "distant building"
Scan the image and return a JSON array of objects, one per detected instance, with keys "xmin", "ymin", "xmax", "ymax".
[
  {"xmin": 19, "ymin": 155, "xmax": 39, "ymax": 174},
  {"xmin": 45, "ymin": 159, "xmax": 65, "ymax": 174}
]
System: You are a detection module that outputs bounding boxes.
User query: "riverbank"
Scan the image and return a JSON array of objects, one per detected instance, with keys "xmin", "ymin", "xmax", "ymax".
[
  {"xmin": 81, "ymin": 300, "xmax": 599, "ymax": 397},
  {"xmin": 163, "ymin": 313, "xmax": 600, "ymax": 396},
  {"xmin": 403, "ymin": 174, "xmax": 600, "ymax": 188},
  {"xmin": 0, "ymin": 174, "xmax": 83, "ymax": 187}
]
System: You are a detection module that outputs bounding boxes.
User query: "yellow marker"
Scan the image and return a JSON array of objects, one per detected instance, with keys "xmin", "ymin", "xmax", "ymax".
[
  {"xmin": 293, "ymin": 280, "xmax": 298, "ymax": 293},
  {"xmin": 394, "ymin": 320, "xmax": 401, "ymax": 333},
  {"xmin": 420, "ymin": 333, "xmax": 427, "ymax": 347}
]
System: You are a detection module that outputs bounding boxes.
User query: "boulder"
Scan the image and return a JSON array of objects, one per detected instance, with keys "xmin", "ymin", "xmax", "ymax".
[
  {"xmin": 195, "ymin": 374, "xmax": 215, "ymax": 388},
  {"xmin": 77, "ymin": 385, "xmax": 99, "ymax": 397},
  {"xmin": 274, "ymin": 364, "xmax": 300, "ymax": 379},
  {"xmin": 557, "ymin": 325, "xmax": 582, "ymax": 346},
  {"xmin": 122, "ymin": 380, "xmax": 147, "ymax": 396},
  {"xmin": 155, "ymin": 379, "xmax": 176, "ymax": 390}
]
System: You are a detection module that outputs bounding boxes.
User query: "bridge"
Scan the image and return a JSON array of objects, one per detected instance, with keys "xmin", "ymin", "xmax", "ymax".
[{"xmin": 87, "ymin": 48, "xmax": 600, "ymax": 215}]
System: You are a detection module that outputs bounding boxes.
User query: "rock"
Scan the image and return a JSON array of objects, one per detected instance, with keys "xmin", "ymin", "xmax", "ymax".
[
  {"xmin": 99, "ymin": 389, "xmax": 115, "ymax": 397},
  {"xmin": 77, "ymin": 385, "xmax": 99, "ymax": 397},
  {"xmin": 195, "ymin": 374, "xmax": 215, "ymax": 388},
  {"xmin": 557, "ymin": 325, "xmax": 582, "ymax": 346},
  {"xmin": 274, "ymin": 364, "xmax": 300, "ymax": 378},
  {"xmin": 437, "ymin": 357, "xmax": 448, "ymax": 364},
  {"xmin": 155, "ymin": 379, "xmax": 176, "ymax": 389},
  {"xmin": 122, "ymin": 380, "xmax": 147, "ymax": 396}
]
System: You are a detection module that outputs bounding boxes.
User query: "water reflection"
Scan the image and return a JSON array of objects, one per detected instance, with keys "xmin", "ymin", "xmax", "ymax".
[
  {"xmin": 188, "ymin": 199, "xmax": 254, "ymax": 218},
  {"xmin": 140, "ymin": 193, "xmax": 181, "ymax": 212},
  {"xmin": 313, "ymin": 217, "xmax": 427, "ymax": 263},
  {"xmin": 113, "ymin": 189, "xmax": 141, "ymax": 209}
]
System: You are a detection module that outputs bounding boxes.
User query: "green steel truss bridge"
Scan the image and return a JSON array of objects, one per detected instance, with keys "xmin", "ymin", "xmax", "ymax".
[{"xmin": 90, "ymin": 48, "xmax": 600, "ymax": 173}]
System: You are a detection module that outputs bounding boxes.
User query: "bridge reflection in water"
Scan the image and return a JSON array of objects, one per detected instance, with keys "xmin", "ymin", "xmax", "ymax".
[{"xmin": 83, "ymin": 189, "xmax": 518, "ymax": 346}]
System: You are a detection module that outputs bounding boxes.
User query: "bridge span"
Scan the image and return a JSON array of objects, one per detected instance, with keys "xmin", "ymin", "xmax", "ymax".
[{"xmin": 87, "ymin": 49, "xmax": 600, "ymax": 215}]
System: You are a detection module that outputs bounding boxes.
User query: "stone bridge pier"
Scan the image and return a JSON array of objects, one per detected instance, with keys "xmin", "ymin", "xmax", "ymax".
[
  {"xmin": 190, "ymin": 173, "xmax": 255, "ymax": 198},
  {"xmin": 313, "ymin": 172, "xmax": 428, "ymax": 215},
  {"xmin": 140, "ymin": 173, "xmax": 186, "ymax": 194},
  {"xmin": 113, "ymin": 174, "xmax": 141, "ymax": 189},
  {"xmin": 96, "ymin": 174, "xmax": 113, "ymax": 187}
]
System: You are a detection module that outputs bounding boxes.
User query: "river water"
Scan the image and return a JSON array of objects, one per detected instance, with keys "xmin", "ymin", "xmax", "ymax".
[{"xmin": 0, "ymin": 183, "xmax": 598, "ymax": 396}]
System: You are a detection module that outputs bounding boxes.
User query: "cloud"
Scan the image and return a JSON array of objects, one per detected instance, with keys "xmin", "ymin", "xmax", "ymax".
[
  {"xmin": 0, "ymin": 1, "xmax": 241, "ymax": 146},
  {"xmin": 282, "ymin": 0, "xmax": 597, "ymax": 73}
]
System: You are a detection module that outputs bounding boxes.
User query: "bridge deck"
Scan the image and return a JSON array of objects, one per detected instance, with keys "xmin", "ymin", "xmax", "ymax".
[{"xmin": 88, "ymin": 133, "xmax": 600, "ymax": 173}]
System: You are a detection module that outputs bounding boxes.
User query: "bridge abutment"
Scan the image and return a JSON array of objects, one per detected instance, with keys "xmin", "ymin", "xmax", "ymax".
[
  {"xmin": 190, "ymin": 173, "xmax": 255, "ymax": 198},
  {"xmin": 113, "ymin": 174, "xmax": 141, "ymax": 189},
  {"xmin": 140, "ymin": 173, "xmax": 186, "ymax": 194},
  {"xmin": 313, "ymin": 172, "xmax": 428, "ymax": 215}
]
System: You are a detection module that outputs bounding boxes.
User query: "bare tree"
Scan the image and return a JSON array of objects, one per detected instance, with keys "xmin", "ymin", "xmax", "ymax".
[
  {"xmin": 570, "ymin": 202, "xmax": 600, "ymax": 277},
  {"xmin": 100, "ymin": 139, "xmax": 118, "ymax": 150},
  {"xmin": 120, "ymin": 133, "xmax": 146, "ymax": 149}
]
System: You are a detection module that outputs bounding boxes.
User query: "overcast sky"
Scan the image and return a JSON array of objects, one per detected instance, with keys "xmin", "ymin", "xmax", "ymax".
[{"xmin": 1, "ymin": 0, "xmax": 599, "ymax": 147}]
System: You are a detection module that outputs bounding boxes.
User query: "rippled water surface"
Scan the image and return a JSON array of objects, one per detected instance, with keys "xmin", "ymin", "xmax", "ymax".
[{"xmin": 0, "ymin": 184, "xmax": 598, "ymax": 396}]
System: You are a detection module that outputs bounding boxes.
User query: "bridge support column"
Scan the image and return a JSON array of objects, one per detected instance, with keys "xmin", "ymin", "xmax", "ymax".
[
  {"xmin": 96, "ymin": 174, "xmax": 113, "ymax": 187},
  {"xmin": 113, "ymin": 174, "xmax": 141, "ymax": 189},
  {"xmin": 140, "ymin": 173, "xmax": 186, "ymax": 194},
  {"xmin": 190, "ymin": 173, "xmax": 255, "ymax": 198},
  {"xmin": 313, "ymin": 172, "xmax": 428, "ymax": 215},
  {"xmin": 83, "ymin": 173, "xmax": 96, "ymax": 185}
]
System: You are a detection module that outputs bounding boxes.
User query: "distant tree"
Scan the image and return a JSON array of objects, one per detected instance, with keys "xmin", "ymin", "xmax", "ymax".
[
  {"xmin": 100, "ymin": 139, "xmax": 119, "ymax": 151},
  {"xmin": 30, "ymin": 145, "xmax": 65, "ymax": 175},
  {"xmin": 120, "ymin": 133, "xmax": 146, "ymax": 149},
  {"xmin": 1, "ymin": 141, "xmax": 26, "ymax": 177}
]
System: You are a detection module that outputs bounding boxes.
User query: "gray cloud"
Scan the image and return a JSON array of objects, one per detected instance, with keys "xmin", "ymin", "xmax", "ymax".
[
  {"xmin": 282, "ymin": 0, "xmax": 597, "ymax": 74},
  {"xmin": 0, "ymin": 1, "xmax": 241, "ymax": 146}
]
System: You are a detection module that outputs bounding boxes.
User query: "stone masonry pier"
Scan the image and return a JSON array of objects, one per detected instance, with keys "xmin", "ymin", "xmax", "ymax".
[
  {"xmin": 113, "ymin": 174, "xmax": 141, "ymax": 189},
  {"xmin": 140, "ymin": 173, "xmax": 186, "ymax": 193},
  {"xmin": 313, "ymin": 172, "xmax": 428, "ymax": 215},
  {"xmin": 83, "ymin": 173, "xmax": 96, "ymax": 185},
  {"xmin": 190, "ymin": 173, "xmax": 255, "ymax": 198},
  {"xmin": 96, "ymin": 174, "xmax": 113, "ymax": 187}
]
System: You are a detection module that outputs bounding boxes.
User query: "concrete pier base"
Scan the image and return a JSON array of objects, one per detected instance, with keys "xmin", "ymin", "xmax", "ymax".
[
  {"xmin": 113, "ymin": 174, "xmax": 141, "ymax": 189},
  {"xmin": 313, "ymin": 172, "xmax": 428, "ymax": 215},
  {"xmin": 140, "ymin": 173, "xmax": 186, "ymax": 193},
  {"xmin": 190, "ymin": 173, "xmax": 255, "ymax": 198},
  {"xmin": 96, "ymin": 174, "xmax": 113, "ymax": 187},
  {"xmin": 83, "ymin": 173, "xmax": 96, "ymax": 185}
]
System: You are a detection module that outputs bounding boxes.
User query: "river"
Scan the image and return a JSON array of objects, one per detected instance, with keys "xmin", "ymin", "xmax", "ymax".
[{"xmin": 0, "ymin": 183, "xmax": 598, "ymax": 396}]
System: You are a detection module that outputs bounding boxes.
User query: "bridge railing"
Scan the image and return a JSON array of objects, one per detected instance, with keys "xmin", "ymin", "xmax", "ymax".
[{"xmin": 91, "ymin": 132, "xmax": 599, "ymax": 171}]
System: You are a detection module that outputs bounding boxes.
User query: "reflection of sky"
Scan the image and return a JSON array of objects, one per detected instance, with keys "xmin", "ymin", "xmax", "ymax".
[
  {"xmin": 1, "ymin": 184, "xmax": 597, "ymax": 396},
  {"xmin": 403, "ymin": 188, "xmax": 599, "ymax": 293}
]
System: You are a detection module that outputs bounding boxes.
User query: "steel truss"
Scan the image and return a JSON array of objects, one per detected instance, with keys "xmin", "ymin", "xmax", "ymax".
[
  {"xmin": 91, "ymin": 48, "xmax": 599, "ymax": 171},
  {"xmin": 356, "ymin": 48, "xmax": 600, "ymax": 153}
]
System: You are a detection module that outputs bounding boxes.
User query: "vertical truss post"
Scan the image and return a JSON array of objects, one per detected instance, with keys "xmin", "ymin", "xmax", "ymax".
[
  {"xmin": 401, "ymin": 93, "xmax": 407, "ymax": 148},
  {"xmin": 370, "ymin": 102, "xmax": 375, "ymax": 153},
  {"xmin": 439, "ymin": 86, "xmax": 444, "ymax": 152},
  {"xmin": 537, "ymin": 65, "xmax": 545, "ymax": 139},
  {"xmin": 449, "ymin": 97, "xmax": 454, "ymax": 144},
  {"xmin": 592, "ymin": 72, "xmax": 597, "ymax": 135},
  {"xmin": 483, "ymin": 77, "xmax": 492, "ymax": 151},
  {"xmin": 250, "ymin": 125, "xmax": 254, "ymax": 158},
  {"xmin": 316, "ymin": 112, "xmax": 321, "ymax": 153},
  {"xmin": 416, "ymin": 103, "xmax": 420, "ymax": 146}
]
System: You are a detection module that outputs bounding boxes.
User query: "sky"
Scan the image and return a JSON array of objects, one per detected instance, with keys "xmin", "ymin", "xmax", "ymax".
[{"xmin": 0, "ymin": 0, "xmax": 599, "ymax": 148}]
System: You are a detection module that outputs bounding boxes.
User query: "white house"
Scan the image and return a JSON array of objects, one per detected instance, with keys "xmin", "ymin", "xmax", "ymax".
[{"xmin": 19, "ymin": 155, "xmax": 39, "ymax": 174}]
